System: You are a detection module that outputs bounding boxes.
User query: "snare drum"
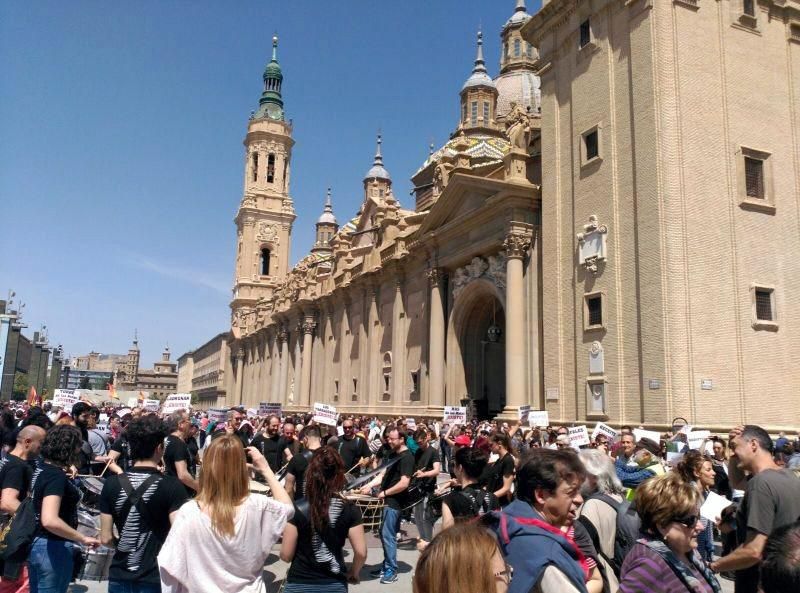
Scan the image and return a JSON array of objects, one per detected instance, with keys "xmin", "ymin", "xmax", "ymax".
[
  {"xmin": 249, "ymin": 479, "xmax": 269, "ymax": 495},
  {"xmin": 77, "ymin": 506, "xmax": 100, "ymax": 537},
  {"xmin": 345, "ymin": 494, "xmax": 384, "ymax": 531},
  {"xmin": 78, "ymin": 477, "xmax": 105, "ymax": 508},
  {"xmin": 77, "ymin": 545, "xmax": 114, "ymax": 581}
]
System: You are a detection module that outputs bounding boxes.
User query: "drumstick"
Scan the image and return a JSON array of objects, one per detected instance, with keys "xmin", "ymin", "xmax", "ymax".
[{"xmin": 98, "ymin": 458, "xmax": 114, "ymax": 477}]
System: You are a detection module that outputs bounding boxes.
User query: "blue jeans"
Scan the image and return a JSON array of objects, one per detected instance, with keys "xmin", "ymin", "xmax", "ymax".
[
  {"xmin": 379, "ymin": 505, "xmax": 401, "ymax": 577},
  {"xmin": 27, "ymin": 537, "xmax": 74, "ymax": 593},
  {"xmin": 108, "ymin": 581, "xmax": 163, "ymax": 593}
]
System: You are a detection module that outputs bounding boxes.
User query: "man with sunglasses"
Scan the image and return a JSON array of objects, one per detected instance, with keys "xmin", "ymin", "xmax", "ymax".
[
  {"xmin": 337, "ymin": 419, "xmax": 371, "ymax": 475},
  {"xmin": 710, "ymin": 425, "xmax": 800, "ymax": 593},
  {"xmin": 211, "ymin": 409, "xmax": 249, "ymax": 448}
]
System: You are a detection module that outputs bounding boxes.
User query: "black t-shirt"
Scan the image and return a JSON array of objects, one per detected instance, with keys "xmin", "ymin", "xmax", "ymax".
[
  {"xmin": 486, "ymin": 453, "xmax": 515, "ymax": 504},
  {"xmin": 443, "ymin": 484, "xmax": 500, "ymax": 521},
  {"xmin": 286, "ymin": 497, "xmax": 362, "ymax": 584},
  {"xmin": 380, "ymin": 450, "xmax": 415, "ymax": 510},
  {"xmin": 111, "ymin": 434, "xmax": 132, "ymax": 472},
  {"xmin": 210, "ymin": 428, "xmax": 249, "ymax": 449},
  {"xmin": 0, "ymin": 454, "xmax": 34, "ymax": 502},
  {"xmin": 98, "ymin": 467, "xmax": 188, "ymax": 584},
  {"xmin": 186, "ymin": 437, "xmax": 199, "ymax": 477},
  {"xmin": 414, "ymin": 446, "xmax": 440, "ymax": 492},
  {"xmin": 163, "ymin": 435, "xmax": 193, "ymax": 495},
  {"xmin": 31, "ymin": 462, "xmax": 81, "ymax": 541},
  {"xmin": 285, "ymin": 449, "xmax": 313, "ymax": 500},
  {"xmin": 337, "ymin": 436, "xmax": 371, "ymax": 473},
  {"xmin": 250, "ymin": 433, "xmax": 286, "ymax": 473}
]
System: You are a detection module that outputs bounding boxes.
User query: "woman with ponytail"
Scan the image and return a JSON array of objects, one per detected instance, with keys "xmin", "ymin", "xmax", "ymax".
[{"xmin": 280, "ymin": 446, "xmax": 367, "ymax": 592}]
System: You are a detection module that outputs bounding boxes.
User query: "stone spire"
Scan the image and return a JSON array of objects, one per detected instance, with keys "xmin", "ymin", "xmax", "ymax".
[
  {"xmin": 459, "ymin": 29, "xmax": 499, "ymax": 132},
  {"xmin": 364, "ymin": 133, "xmax": 391, "ymax": 183},
  {"xmin": 462, "ymin": 29, "xmax": 494, "ymax": 91},
  {"xmin": 313, "ymin": 187, "xmax": 338, "ymax": 252},
  {"xmin": 254, "ymin": 35, "xmax": 285, "ymax": 121}
]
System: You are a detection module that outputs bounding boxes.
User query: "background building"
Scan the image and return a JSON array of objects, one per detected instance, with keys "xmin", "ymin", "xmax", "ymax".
[
  {"xmin": 177, "ymin": 332, "xmax": 229, "ymax": 409},
  {"xmin": 59, "ymin": 367, "xmax": 114, "ymax": 390},
  {"xmin": 134, "ymin": 347, "xmax": 178, "ymax": 399}
]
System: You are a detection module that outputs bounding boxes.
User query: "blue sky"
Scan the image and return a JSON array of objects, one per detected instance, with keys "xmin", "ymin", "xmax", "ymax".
[{"xmin": 0, "ymin": 1, "xmax": 541, "ymax": 367}]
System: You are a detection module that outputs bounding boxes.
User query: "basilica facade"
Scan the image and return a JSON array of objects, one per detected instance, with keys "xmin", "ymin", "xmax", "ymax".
[{"xmin": 225, "ymin": 0, "xmax": 800, "ymax": 432}]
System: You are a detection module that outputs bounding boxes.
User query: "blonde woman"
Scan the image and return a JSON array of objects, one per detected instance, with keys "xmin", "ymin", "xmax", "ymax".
[
  {"xmin": 413, "ymin": 522, "xmax": 511, "ymax": 593},
  {"xmin": 158, "ymin": 434, "xmax": 293, "ymax": 593}
]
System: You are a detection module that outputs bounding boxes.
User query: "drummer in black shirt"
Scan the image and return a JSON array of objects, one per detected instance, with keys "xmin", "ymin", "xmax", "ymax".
[
  {"xmin": 337, "ymin": 419, "xmax": 372, "ymax": 475},
  {"xmin": 359, "ymin": 427, "xmax": 414, "ymax": 584},
  {"xmin": 163, "ymin": 410, "xmax": 199, "ymax": 495},
  {"xmin": 411, "ymin": 427, "xmax": 441, "ymax": 548},
  {"xmin": 99, "ymin": 415, "xmax": 188, "ymax": 591},
  {"xmin": 284, "ymin": 425, "xmax": 322, "ymax": 500},
  {"xmin": 250, "ymin": 415, "xmax": 288, "ymax": 473},
  {"xmin": 0, "ymin": 425, "xmax": 45, "ymax": 587}
]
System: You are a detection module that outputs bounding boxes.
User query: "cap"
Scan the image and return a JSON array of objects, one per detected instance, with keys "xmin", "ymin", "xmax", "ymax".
[
  {"xmin": 454, "ymin": 435, "xmax": 472, "ymax": 446},
  {"xmin": 636, "ymin": 437, "xmax": 662, "ymax": 456}
]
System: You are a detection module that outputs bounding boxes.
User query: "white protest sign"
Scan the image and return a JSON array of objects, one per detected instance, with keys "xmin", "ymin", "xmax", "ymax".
[
  {"xmin": 443, "ymin": 406, "xmax": 467, "ymax": 424},
  {"xmin": 53, "ymin": 389, "xmax": 79, "ymax": 413},
  {"xmin": 633, "ymin": 428, "xmax": 662, "ymax": 444},
  {"xmin": 591, "ymin": 422, "xmax": 618, "ymax": 442},
  {"xmin": 312, "ymin": 402, "xmax": 338, "ymax": 426},
  {"xmin": 143, "ymin": 399, "xmax": 160, "ymax": 412},
  {"xmin": 528, "ymin": 410, "xmax": 550, "ymax": 428},
  {"xmin": 568, "ymin": 425, "xmax": 591, "ymax": 448},
  {"xmin": 258, "ymin": 402, "xmax": 282, "ymax": 418},
  {"xmin": 687, "ymin": 430, "xmax": 711, "ymax": 450},
  {"xmin": 208, "ymin": 408, "xmax": 228, "ymax": 423},
  {"xmin": 700, "ymin": 491, "xmax": 733, "ymax": 523},
  {"xmin": 117, "ymin": 407, "xmax": 132, "ymax": 417},
  {"xmin": 518, "ymin": 405, "xmax": 531, "ymax": 424},
  {"xmin": 162, "ymin": 394, "xmax": 192, "ymax": 413},
  {"xmin": 406, "ymin": 418, "xmax": 417, "ymax": 430},
  {"xmin": 127, "ymin": 397, "xmax": 139, "ymax": 408},
  {"xmin": 337, "ymin": 425, "xmax": 345, "ymax": 436}
]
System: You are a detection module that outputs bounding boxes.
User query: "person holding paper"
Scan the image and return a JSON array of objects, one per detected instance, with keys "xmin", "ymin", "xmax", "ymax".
[{"xmin": 676, "ymin": 451, "xmax": 717, "ymax": 562}]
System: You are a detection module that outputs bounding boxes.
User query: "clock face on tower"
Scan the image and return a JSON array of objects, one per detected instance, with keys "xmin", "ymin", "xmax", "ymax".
[{"xmin": 266, "ymin": 104, "xmax": 283, "ymax": 120}]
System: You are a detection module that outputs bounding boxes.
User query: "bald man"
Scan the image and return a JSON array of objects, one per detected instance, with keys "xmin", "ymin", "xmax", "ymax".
[{"xmin": 0, "ymin": 425, "xmax": 46, "ymax": 589}]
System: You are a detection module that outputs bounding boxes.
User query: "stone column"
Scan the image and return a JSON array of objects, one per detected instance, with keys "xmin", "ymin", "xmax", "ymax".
[
  {"xmin": 269, "ymin": 330, "xmax": 281, "ymax": 402},
  {"xmin": 391, "ymin": 276, "xmax": 406, "ymax": 401},
  {"xmin": 234, "ymin": 345, "xmax": 245, "ymax": 406},
  {"xmin": 501, "ymin": 229, "xmax": 532, "ymax": 416},
  {"xmin": 278, "ymin": 326, "xmax": 290, "ymax": 405},
  {"xmin": 320, "ymin": 307, "xmax": 333, "ymax": 403},
  {"xmin": 339, "ymin": 299, "xmax": 351, "ymax": 404},
  {"xmin": 366, "ymin": 286, "xmax": 380, "ymax": 409},
  {"xmin": 299, "ymin": 314, "xmax": 316, "ymax": 408},
  {"xmin": 427, "ymin": 267, "xmax": 446, "ymax": 408}
]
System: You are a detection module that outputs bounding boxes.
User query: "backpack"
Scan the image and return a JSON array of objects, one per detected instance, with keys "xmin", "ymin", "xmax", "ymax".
[
  {"xmin": 578, "ymin": 492, "xmax": 640, "ymax": 577},
  {"xmin": 459, "ymin": 486, "xmax": 496, "ymax": 518},
  {"xmin": 0, "ymin": 495, "xmax": 37, "ymax": 571}
]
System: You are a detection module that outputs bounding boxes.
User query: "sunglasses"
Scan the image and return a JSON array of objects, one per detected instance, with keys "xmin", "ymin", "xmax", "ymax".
[
  {"xmin": 672, "ymin": 514, "xmax": 698, "ymax": 529},
  {"xmin": 494, "ymin": 563, "xmax": 513, "ymax": 583}
]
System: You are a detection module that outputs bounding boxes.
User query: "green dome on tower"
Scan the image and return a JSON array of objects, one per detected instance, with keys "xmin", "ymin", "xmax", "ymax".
[{"xmin": 253, "ymin": 35, "xmax": 285, "ymax": 121}]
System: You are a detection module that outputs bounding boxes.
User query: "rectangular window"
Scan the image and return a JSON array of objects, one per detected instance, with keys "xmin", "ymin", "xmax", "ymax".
[
  {"xmin": 526, "ymin": 43, "xmax": 533, "ymax": 58},
  {"xmin": 584, "ymin": 129, "xmax": 599, "ymax": 161},
  {"xmin": 267, "ymin": 154, "xmax": 275, "ymax": 183},
  {"xmin": 462, "ymin": 103, "xmax": 468, "ymax": 123},
  {"xmin": 471, "ymin": 101, "xmax": 478, "ymax": 125},
  {"xmin": 514, "ymin": 39, "xmax": 521, "ymax": 57},
  {"xmin": 742, "ymin": 0, "xmax": 755, "ymax": 16},
  {"xmin": 251, "ymin": 153, "xmax": 258, "ymax": 182},
  {"xmin": 579, "ymin": 19, "xmax": 591, "ymax": 48},
  {"xmin": 744, "ymin": 156, "xmax": 764, "ymax": 199},
  {"xmin": 755, "ymin": 289, "xmax": 773, "ymax": 321},
  {"xmin": 483, "ymin": 102, "xmax": 490, "ymax": 123},
  {"xmin": 587, "ymin": 295, "xmax": 602, "ymax": 327}
]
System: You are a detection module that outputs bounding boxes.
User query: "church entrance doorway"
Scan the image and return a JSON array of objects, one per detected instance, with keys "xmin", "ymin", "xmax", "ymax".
[{"xmin": 448, "ymin": 280, "xmax": 506, "ymax": 419}]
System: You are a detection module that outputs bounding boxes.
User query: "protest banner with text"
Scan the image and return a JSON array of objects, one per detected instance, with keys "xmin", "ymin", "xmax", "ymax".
[{"xmin": 312, "ymin": 402, "xmax": 338, "ymax": 426}]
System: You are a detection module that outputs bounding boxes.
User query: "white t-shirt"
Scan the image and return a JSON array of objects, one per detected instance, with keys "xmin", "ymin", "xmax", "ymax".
[{"xmin": 158, "ymin": 494, "xmax": 293, "ymax": 593}]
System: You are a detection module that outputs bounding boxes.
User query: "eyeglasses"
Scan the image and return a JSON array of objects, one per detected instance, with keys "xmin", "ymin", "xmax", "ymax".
[
  {"xmin": 343, "ymin": 425, "xmax": 354, "ymax": 430},
  {"xmin": 494, "ymin": 563, "xmax": 513, "ymax": 583},
  {"xmin": 672, "ymin": 514, "xmax": 698, "ymax": 529}
]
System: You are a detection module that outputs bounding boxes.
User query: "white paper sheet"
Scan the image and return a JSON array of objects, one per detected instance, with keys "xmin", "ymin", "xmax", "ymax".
[{"xmin": 700, "ymin": 491, "xmax": 733, "ymax": 523}]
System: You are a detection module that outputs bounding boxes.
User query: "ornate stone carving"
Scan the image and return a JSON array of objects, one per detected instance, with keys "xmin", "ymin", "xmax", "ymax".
[
  {"xmin": 257, "ymin": 221, "xmax": 278, "ymax": 243},
  {"xmin": 505, "ymin": 101, "xmax": 532, "ymax": 150},
  {"xmin": 301, "ymin": 319, "xmax": 317, "ymax": 335},
  {"xmin": 426, "ymin": 267, "xmax": 444, "ymax": 287},
  {"xmin": 432, "ymin": 162, "xmax": 451, "ymax": 197},
  {"xmin": 242, "ymin": 215, "xmax": 255, "ymax": 227},
  {"xmin": 576, "ymin": 215, "xmax": 608, "ymax": 275},
  {"xmin": 503, "ymin": 232, "xmax": 532, "ymax": 260},
  {"xmin": 452, "ymin": 255, "xmax": 507, "ymax": 299},
  {"xmin": 277, "ymin": 327, "xmax": 289, "ymax": 344}
]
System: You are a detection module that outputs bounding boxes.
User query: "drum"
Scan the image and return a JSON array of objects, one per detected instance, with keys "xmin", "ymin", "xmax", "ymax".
[
  {"xmin": 77, "ymin": 506, "xmax": 100, "ymax": 537},
  {"xmin": 77, "ymin": 545, "xmax": 113, "ymax": 581},
  {"xmin": 78, "ymin": 476, "xmax": 105, "ymax": 508},
  {"xmin": 249, "ymin": 479, "xmax": 269, "ymax": 495},
  {"xmin": 345, "ymin": 494, "xmax": 384, "ymax": 531}
]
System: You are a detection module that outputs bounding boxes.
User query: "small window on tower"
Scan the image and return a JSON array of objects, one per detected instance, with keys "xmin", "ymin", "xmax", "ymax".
[
  {"xmin": 483, "ymin": 102, "xmax": 490, "ymax": 123},
  {"xmin": 527, "ymin": 43, "xmax": 533, "ymax": 58},
  {"xmin": 514, "ymin": 38, "xmax": 521, "ymax": 57},
  {"xmin": 267, "ymin": 154, "xmax": 275, "ymax": 183},
  {"xmin": 251, "ymin": 153, "xmax": 259, "ymax": 182},
  {"xmin": 462, "ymin": 103, "xmax": 468, "ymax": 123},
  {"xmin": 579, "ymin": 19, "xmax": 591, "ymax": 49},
  {"xmin": 504, "ymin": 42, "xmax": 509, "ymax": 59},
  {"xmin": 471, "ymin": 101, "xmax": 478, "ymax": 125},
  {"xmin": 260, "ymin": 248, "xmax": 271, "ymax": 276}
]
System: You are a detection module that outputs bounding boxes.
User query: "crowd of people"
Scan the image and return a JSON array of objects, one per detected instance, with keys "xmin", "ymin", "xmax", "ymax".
[{"xmin": 0, "ymin": 399, "xmax": 798, "ymax": 593}]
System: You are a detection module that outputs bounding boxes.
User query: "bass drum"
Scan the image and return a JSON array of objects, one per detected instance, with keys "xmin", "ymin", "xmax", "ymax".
[{"xmin": 76, "ymin": 545, "xmax": 114, "ymax": 581}]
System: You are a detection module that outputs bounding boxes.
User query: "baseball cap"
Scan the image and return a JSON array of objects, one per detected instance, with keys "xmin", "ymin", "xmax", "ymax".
[{"xmin": 454, "ymin": 435, "xmax": 472, "ymax": 446}]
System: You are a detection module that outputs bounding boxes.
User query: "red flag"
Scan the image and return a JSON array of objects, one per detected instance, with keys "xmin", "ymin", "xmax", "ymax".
[
  {"xmin": 27, "ymin": 386, "xmax": 40, "ymax": 407},
  {"xmin": 108, "ymin": 382, "xmax": 118, "ymax": 399}
]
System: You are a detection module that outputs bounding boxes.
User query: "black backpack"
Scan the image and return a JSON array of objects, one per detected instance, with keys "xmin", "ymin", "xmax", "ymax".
[
  {"xmin": 459, "ymin": 486, "xmax": 496, "ymax": 518},
  {"xmin": 578, "ymin": 492, "xmax": 640, "ymax": 577},
  {"xmin": 0, "ymin": 495, "xmax": 37, "ymax": 572}
]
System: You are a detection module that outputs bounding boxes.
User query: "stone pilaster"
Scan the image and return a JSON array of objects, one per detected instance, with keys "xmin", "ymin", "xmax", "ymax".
[{"xmin": 427, "ymin": 267, "xmax": 446, "ymax": 409}]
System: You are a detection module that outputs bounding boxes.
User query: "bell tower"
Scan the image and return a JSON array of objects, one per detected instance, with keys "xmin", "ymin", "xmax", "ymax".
[{"xmin": 231, "ymin": 35, "xmax": 296, "ymax": 333}]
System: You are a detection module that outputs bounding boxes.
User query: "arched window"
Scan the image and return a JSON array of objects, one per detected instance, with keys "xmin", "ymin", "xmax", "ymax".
[
  {"xmin": 514, "ymin": 39, "xmax": 521, "ymax": 57},
  {"xmin": 527, "ymin": 42, "xmax": 533, "ymax": 58},
  {"xmin": 267, "ymin": 154, "xmax": 275, "ymax": 183},
  {"xmin": 382, "ymin": 352, "xmax": 392, "ymax": 401},
  {"xmin": 260, "ymin": 248, "xmax": 271, "ymax": 276},
  {"xmin": 251, "ymin": 152, "xmax": 258, "ymax": 182}
]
